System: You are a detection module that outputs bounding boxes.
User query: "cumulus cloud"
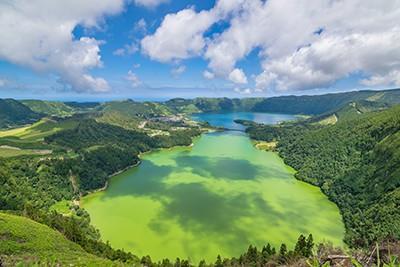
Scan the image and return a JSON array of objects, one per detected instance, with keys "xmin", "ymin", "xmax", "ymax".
[
  {"xmin": 134, "ymin": 0, "xmax": 169, "ymax": 9},
  {"xmin": 361, "ymin": 70, "xmax": 400, "ymax": 87},
  {"xmin": 229, "ymin": 68, "xmax": 247, "ymax": 84},
  {"xmin": 203, "ymin": 70, "xmax": 215, "ymax": 80},
  {"xmin": 141, "ymin": 8, "xmax": 216, "ymax": 62},
  {"xmin": 126, "ymin": 70, "xmax": 142, "ymax": 88},
  {"xmin": 171, "ymin": 65, "xmax": 186, "ymax": 77},
  {"xmin": 0, "ymin": 0, "xmax": 125, "ymax": 93},
  {"xmin": 142, "ymin": 0, "xmax": 400, "ymax": 92},
  {"xmin": 141, "ymin": 0, "xmax": 244, "ymax": 63}
]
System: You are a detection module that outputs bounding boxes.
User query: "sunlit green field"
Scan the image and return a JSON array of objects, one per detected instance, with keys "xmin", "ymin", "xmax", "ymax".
[
  {"xmin": 0, "ymin": 213, "xmax": 114, "ymax": 266},
  {"xmin": 0, "ymin": 118, "xmax": 77, "ymax": 141},
  {"xmin": 82, "ymin": 132, "xmax": 344, "ymax": 263},
  {"xmin": 0, "ymin": 147, "xmax": 51, "ymax": 158}
]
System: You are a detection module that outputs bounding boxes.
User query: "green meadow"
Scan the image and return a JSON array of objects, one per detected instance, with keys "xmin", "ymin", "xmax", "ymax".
[
  {"xmin": 0, "ymin": 118, "xmax": 77, "ymax": 141},
  {"xmin": 82, "ymin": 132, "xmax": 344, "ymax": 263}
]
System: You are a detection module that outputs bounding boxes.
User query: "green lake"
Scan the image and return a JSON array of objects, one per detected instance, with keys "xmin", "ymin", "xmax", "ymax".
[{"xmin": 82, "ymin": 114, "xmax": 344, "ymax": 263}]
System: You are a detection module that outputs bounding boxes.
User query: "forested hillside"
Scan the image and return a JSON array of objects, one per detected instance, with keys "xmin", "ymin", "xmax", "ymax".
[
  {"xmin": 165, "ymin": 88, "xmax": 400, "ymax": 115},
  {"xmin": 21, "ymin": 100, "xmax": 76, "ymax": 117},
  {"xmin": 246, "ymin": 105, "xmax": 400, "ymax": 247},
  {"xmin": 251, "ymin": 89, "xmax": 400, "ymax": 114},
  {"xmin": 0, "ymin": 99, "xmax": 42, "ymax": 128}
]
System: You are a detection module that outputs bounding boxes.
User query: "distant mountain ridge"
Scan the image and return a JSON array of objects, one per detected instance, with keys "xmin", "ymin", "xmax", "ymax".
[
  {"xmin": 165, "ymin": 88, "xmax": 400, "ymax": 115},
  {"xmin": 1, "ymin": 88, "xmax": 400, "ymax": 129}
]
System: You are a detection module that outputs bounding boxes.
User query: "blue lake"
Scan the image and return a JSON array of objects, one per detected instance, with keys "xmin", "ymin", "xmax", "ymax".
[{"xmin": 191, "ymin": 112, "xmax": 297, "ymax": 130}]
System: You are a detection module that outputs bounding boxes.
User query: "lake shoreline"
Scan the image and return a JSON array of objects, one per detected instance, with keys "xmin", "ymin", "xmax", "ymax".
[
  {"xmin": 81, "ymin": 125, "xmax": 344, "ymax": 262},
  {"xmin": 77, "ymin": 128, "xmax": 211, "ymax": 204}
]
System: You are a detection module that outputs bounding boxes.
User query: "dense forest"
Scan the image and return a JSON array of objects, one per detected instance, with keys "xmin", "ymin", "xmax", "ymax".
[
  {"xmin": 1, "ymin": 90, "xmax": 400, "ymax": 266},
  {"xmin": 165, "ymin": 89, "xmax": 400, "ymax": 115},
  {"xmin": 246, "ymin": 104, "xmax": 400, "ymax": 248}
]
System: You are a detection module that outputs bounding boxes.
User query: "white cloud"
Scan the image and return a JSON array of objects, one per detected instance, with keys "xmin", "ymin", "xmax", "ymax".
[
  {"xmin": 126, "ymin": 70, "xmax": 142, "ymax": 88},
  {"xmin": 0, "ymin": 0, "xmax": 125, "ymax": 93},
  {"xmin": 134, "ymin": 18, "xmax": 147, "ymax": 33},
  {"xmin": 141, "ymin": 8, "xmax": 217, "ymax": 62},
  {"xmin": 361, "ymin": 70, "xmax": 400, "ymax": 87},
  {"xmin": 134, "ymin": 0, "xmax": 169, "ymax": 9},
  {"xmin": 203, "ymin": 70, "xmax": 215, "ymax": 80},
  {"xmin": 229, "ymin": 68, "xmax": 247, "ymax": 84},
  {"xmin": 142, "ymin": 0, "xmax": 400, "ymax": 92},
  {"xmin": 234, "ymin": 87, "xmax": 251, "ymax": 94},
  {"xmin": 113, "ymin": 43, "xmax": 139, "ymax": 57},
  {"xmin": 171, "ymin": 65, "xmax": 186, "ymax": 77},
  {"xmin": 113, "ymin": 48, "xmax": 126, "ymax": 56},
  {"xmin": 257, "ymin": 29, "xmax": 400, "ymax": 91},
  {"xmin": 81, "ymin": 74, "xmax": 110, "ymax": 92},
  {"xmin": 140, "ymin": 1, "xmax": 244, "ymax": 63}
]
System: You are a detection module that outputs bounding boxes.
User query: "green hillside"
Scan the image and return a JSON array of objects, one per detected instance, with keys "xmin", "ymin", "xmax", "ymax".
[
  {"xmin": 307, "ymin": 99, "xmax": 390, "ymax": 125},
  {"xmin": 97, "ymin": 99, "xmax": 174, "ymax": 129},
  {"xmin": 21, "ymin": 100, "xmax": 76, "ymax": 117},
  {"xmin": 251, "ymin": 89, "xmax": 400, "ymax": 115},
  {"xmin": 165, "ymin": 88, "xmax": 400, "ymax": 115},
  {"xmin": 165, "ymin": 97, "xmax": 262, "ymax": 113},
  {"xmin": 0, "ymin": 212, "xmax": 116, "ymax": 266},
  {"xmin": 246, "ymin": 104, "xmax": 400, "ymax": 247},
  {"xmin": 0, "ymin": 99, "xmax": 42, "ymax": 129}
]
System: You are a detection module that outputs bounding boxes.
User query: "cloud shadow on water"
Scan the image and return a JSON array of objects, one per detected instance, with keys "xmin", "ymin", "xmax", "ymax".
[{"xmin": 174, "ymin": 155, "xmax": 261, "ymax": 180}]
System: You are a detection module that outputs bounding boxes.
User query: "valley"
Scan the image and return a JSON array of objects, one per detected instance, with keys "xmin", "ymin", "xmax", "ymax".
[
  {"xmin": 0, "ymin": 89, "xmax": 399, "ymax": 266},
  {"xmin": 82, "ymin": 115, "xmax": 344, "ymax": 262}
]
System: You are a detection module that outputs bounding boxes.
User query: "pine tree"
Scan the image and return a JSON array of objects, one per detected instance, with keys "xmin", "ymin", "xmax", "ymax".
[
  {"xmin": 305, "ymin": 234, "xmax": 314, "ymax": 257},
  {"xmin": 278, "ymin": 243, "xmax": 287, "ymax": 263},
  {"xmin": 294, "ymin": 234, "xmax": 307, "ymax": 256},
  {"xmin": 215, "ymin": 255, "xmax": 223, "ymax": 267}
]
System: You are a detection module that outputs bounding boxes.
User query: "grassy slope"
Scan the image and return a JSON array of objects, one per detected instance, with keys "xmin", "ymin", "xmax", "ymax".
[
  {"xmin": 0, "ymin": 147, "xmax": 51, "ymax": 158},
  {"xmin": 0, "ymin": 118, "xmax": 79, "ymax": 150},
  {"xmin": 97, "ymin": 100, "xmax": 174, "ymax": 130},
  {"xmin": 0, "ymin": 212, "xmax": 117, "ymax": 266},
  {"xmin": 21, "ymin": 100, "xmax": 75, "ymax": 117}
]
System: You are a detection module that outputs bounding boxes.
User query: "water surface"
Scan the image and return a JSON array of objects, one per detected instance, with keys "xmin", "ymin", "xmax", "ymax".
[
  {"xmin": 191, "ymin": 112, "xmax": 296, "ymax": 130},
  {"xmin": 82, "ymin": 112, "xmax": 344, "ymax": 262}
]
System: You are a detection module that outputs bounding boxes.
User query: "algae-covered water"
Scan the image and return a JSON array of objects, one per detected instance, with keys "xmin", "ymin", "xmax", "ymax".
[{"xmin": 82, "ymin": 114, "xmax": 344, "ymax": 263}]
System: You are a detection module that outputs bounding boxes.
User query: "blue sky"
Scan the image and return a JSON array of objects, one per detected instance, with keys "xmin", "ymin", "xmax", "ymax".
[{"xmin": 0, "ymin": 0, "xmax": 399, "ymax": 100}]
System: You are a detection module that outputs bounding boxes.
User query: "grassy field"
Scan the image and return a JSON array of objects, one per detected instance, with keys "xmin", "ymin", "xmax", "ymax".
[
  {"xmin": 49, "ymin": 200, "xmax": 73, "ymax": 215},
  {"xmin": 253, "ymin": 140, "xmax": 277, "ymax": 151},
  {"xmin": 314, "ymin": 114, "xmax": 338, "ymax": 125},
  {"xmin": 0, "ymin": 118, "xmax": 78, "ymax": 141},
  {"xmin": 0, "ymin": 212, "xmax": 117, "ymax": 266},
  {"xmin": 0, "ymin": 118, "xmax": 79, "ymax": 151},
  {"xmin": 0, "ymin": 146, "xmax": 52, "ymax": 158}
]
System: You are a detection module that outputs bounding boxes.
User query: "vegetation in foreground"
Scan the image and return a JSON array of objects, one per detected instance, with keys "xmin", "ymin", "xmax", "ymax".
[{"xmin": 1, "ymin": 211, "xmax": 398, "ymax": 266}]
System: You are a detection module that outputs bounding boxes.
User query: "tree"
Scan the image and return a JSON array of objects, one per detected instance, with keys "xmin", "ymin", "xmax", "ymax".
[
  {"xmin": 215, "ymin": 255, "xmax": 223, "ymax": 267},
  {"xmin": 279, "ymin": 243, "xmax": 287, "ymax": 263}
]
